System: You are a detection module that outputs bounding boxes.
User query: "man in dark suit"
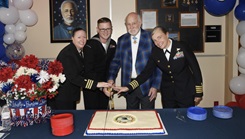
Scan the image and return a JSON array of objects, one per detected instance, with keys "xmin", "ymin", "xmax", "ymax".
[
  {"xmin": 115, "ymin": 26, "xmax": 203, "ymax": 108},
  {"xmin": 105, "ymin": 12, "xmax": 162, "ymax": 109},
  {"xmin": 48, "ymin": 28, "xmax": 111, "ymax": 110},
  {"xmin": 83, "ymin": 17, "xmax": 116, "ymax": 110}
]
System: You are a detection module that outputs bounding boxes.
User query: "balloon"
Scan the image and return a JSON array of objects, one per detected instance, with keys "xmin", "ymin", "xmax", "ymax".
[
  {"xmin": 229, "ymin": 76, "xmax": 245, "ymax": 95},
  {"xmin": 0, "ymin": 44, "xmax": 5, "ymax": 58},
  {"xmin": 19, "ymin": 9, "xmax": 38, "ymax": 26},
  {"xmin": 240, "ymin": 33, "xmax": 245, "ymax": 47},
  {"xmin": 8, "ymin": 0, "xmax": 14, "ymax": 6},
  {"xmin": 5, "ymin": 43, "xmax": 25, "ymax": 60},
  {"xmin": 225, "ymin": 101, "xmax": 239, "ymax": 107},
  {"xmin": 15, "ymin": 22, "xmax": 27, "ymax": 31},
  {"xmin": 237, "ymin": 51, "xmax": 245, "ymax": 69},
  {"xmin": 235, "ymin": 3, "xmax": 245, "ymax": 21},
  {"xmin": 0, "ymin": 6, "xmax": 19, "ymax": 24},
  {"xmin": 3, "ymin": 33, "xmax": 15, "ymax": 44},
  {"xmin": 0, "ymin": 21, "xmax": 4, "ymax": 36},
  {"xmin": 239, "ymin": 73, "xmax": 245, "ymax": 78},
  {"xmin": 204, "ymin": 0, "xmax": 236, "ymax": 16},
  {"xmin": 14, "ymin": 0, "xmax": 33, "ymax": 10},
  {"xmin": 5, "ymin": 24, "xmax": 15, "ymax": 34},
  {"xmin": 0, "ymin": 55, "xmax": 10, "ymax": 63},
  {"xmin": 238, "ymin": 95, "xmax": 245, "ymax": 109},
  {"xmin": 239, "ymin": 66, "xmax": 245, "ymax": 74},
  {"xmin": 236, "ymin": 21, "xmax": 245, "ymax": 36},
  {"xmin": 238, "ymin": 45, "xmax": 245, "ymax": 54},
  {"xmin": 14, "ymin": 31, "xmax": 27, "ymax": 43}
]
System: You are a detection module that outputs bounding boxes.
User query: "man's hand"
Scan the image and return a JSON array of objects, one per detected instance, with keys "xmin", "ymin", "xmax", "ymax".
[
  {"xmin": 194, "ymin": 97, "xmax": 202, "ymax": 106},
  {"xmin": 113, "ymin": 86, "xmax": 129, "ymax": 94},
  {"xmin": 103, "ymin": 87, "xmax": 114, "ymax": 97},
  {"xmin": 97, "ymin": 82, "xmax": 111, "ymax": 88},
  {"xmin": 103, "ymin": 80, "xmax": 115, "ymax": 97},
  {"xmin": 148, "ymin": 87, "xmax": 157, "ymax": 102}
]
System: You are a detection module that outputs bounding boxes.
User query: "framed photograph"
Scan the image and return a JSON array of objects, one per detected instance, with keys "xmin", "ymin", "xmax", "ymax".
[
  {"xmin": 179, "ymin": 12, "xmax": 199, "ymax": 28},
  {"xmin": 161, "ymin": 0, "xmax": 178, "ymax": 8},
  {"xmin": 168, "ymin": 32, "xmax": 179, "ymax": 41},
  {"xmin": 49, "ymin": 0, "xmax": 90, "ymax": 43},
  {"xmin": 141, "ymin": 9, "xmax": 158, "ymax": 30}
]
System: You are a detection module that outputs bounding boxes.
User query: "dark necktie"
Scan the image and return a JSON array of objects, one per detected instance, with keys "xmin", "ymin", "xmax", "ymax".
[
  {"xmin": 80, "ymin": 51, "xmax": 84, "ymax": 58},
  {"xmin": 165, "ymin": 50, "xmax": 170, "ymax": 60}
]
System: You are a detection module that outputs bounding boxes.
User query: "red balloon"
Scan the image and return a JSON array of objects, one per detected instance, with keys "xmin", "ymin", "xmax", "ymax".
[
  {"xmin": 225, "ymin": 101, "xmax": 239, "ymax": 107},
  {"xmin": 238, "ymin": 95, "xmax": 245, "ymax": 109}
]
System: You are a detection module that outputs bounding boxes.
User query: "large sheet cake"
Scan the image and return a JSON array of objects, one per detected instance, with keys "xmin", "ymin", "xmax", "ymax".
[{"xmin": 84, "ymin": 110, "xmax": 168, "ymax": 136}]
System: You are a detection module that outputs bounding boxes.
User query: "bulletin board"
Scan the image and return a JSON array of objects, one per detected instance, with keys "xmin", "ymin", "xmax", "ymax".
[{"xmin": 136, "ymin": 0, "xmax": 204, "ymax": 52}]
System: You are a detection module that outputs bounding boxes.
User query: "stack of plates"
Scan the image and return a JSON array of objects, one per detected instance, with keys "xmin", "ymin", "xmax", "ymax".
[
  {"xmin": 187, "ymin": 107, "xmax": 207, "ymax": 121},
  {"xmin": 213, "ymin": 105, "xmax": 233, "ymax": 119},
  {"xmin": 50, "ymin": 113, "xmax": 74, "ymax": 136}
]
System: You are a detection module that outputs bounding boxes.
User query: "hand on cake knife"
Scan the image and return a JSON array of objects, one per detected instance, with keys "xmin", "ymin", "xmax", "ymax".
[
  {"xmin": 103, "ymin": 87, "xmax": 114, "ymax": 133},
  {"xmin": 107, "ymin": 87, "xmax": 114, "ymax": 110}
]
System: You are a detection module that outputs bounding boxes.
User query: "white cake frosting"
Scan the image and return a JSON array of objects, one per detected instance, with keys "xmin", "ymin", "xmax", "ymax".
[{"xmin": 84, "ymin": 110, "xmax": 167, "ymax": 136}]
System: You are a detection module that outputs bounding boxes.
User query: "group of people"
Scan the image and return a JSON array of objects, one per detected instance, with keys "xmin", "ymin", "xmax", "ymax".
[{"xmin": 49, "ymin": 9, "xmax": 203, "ymax": 110}]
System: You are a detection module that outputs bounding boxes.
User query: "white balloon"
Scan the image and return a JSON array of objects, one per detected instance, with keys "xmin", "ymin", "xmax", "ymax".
[
  {"xmin": 15, "ymin": 22, "xmax": 27, "ymax": 32},
  {"xmin": 9, "ymin": 0, "xmax": 14, "ymax": 6},
  {"xmin": 14, "ymin": 31, "xmax": 27, "ymax": 43},
  {"xmin": 19, "ymin": 9, "xmax": 38, "ymax": 26},
  {"xmin": 0, "ymin": 6, "xmax": 19, "ymax": 25},
  {"xmin": 236, "ymin": 21, "xmax": 245, "ymax": 36},
  {"xmin": 229, "ymin": 76, "xmax": 245, "ymax": 95},
  {"xmin": 238, "ymin": 46, "xmax": 245, "ymax": 54},
  {"xmin": 237, "ymin": 51, "xmax": 245, "ymax": 69},
  {"xmin": 239, "ymin": 66, "xmax": 245, "ymax": 74},
  {"xmin": 240, "ymin": 33, "xmax": 245, "ymax": 48},
  {"xmin": 3, "ymin": 33, "xmax": 15, "ymax": 44},
  {"xmin": 239, "ymin": 73, "xmax": 245, "ymax": 78},
  {"xmin": 5, "ymin": 24, "xmax": 16, "ymax": 34},
  {"xmin": 14, "ymin": 0, "xmax": 33, "ymax": 10}
]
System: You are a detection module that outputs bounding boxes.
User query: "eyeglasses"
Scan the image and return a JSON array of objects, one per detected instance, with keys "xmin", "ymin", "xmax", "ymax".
[{"xmin": 99, "ymin": 28, "xmax": 112, "ymax": 32}]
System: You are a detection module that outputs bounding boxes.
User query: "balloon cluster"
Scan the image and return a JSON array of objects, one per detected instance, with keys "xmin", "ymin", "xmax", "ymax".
[
  {"xmin": 0, "ymin": 0, "xmax": 38, "ymax": 61},
  {"xmin": 228, "ymin": 0, "xmax": 245, "ymax": 109}
]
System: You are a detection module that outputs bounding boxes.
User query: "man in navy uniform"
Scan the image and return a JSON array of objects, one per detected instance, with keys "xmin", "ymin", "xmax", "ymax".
[{"xmin": 83, "ymin": 17, "xmax": 116, "ymax": 109}]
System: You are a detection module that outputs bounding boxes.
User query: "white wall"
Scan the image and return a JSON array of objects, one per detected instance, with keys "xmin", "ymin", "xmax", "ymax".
[{"xmin": 22, "ymin": 0, "xmax": 239, "ymax": 109}]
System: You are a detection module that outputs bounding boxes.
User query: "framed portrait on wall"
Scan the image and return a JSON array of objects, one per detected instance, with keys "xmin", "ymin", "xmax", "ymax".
[{"xmin": 49, "ymin": 0, "xmax": 90, "ymax": 43}]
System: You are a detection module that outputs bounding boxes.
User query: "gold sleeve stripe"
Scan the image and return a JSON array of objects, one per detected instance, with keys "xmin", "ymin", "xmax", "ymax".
[
  {"xmin": 129, "ymin": 80, "xmax": 139, "ymax": 89},
  {"xmin": 85, "ymin": 79, "xmax": 93, "ymax": 89},
  {"xmin": 196, "ymin": 85, "xmax": 203, "ymax": 93}
]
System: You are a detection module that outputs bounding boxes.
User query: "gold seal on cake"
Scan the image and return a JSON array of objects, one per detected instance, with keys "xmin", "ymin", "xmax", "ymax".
[{"xmin": 113, "ymin": 114, "xmax": 136, "ymax": 124}]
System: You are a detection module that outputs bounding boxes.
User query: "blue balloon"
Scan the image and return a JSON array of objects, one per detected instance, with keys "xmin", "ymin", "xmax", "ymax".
[
  {"xmin": 0, "ymin": 22, "xmax": 5, "ymax": 37},
  {"xmin": 204, "ymin": 0, "xmax": 236, "ymax": 16},
  {"xmin": 0, "ymin": 0, "xmax": 8, "ymax": 8},
  {"xmin": 0, "ymin": 44, "xmax": 5, "ymax": 58},
  {"xmin": 235, "ymin": 4, "xmax": 245, "ymax": 20},
  {"xmin": 1, "ymin": 55, "xmax": 10, "ymax": 63}
]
